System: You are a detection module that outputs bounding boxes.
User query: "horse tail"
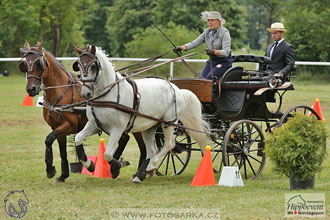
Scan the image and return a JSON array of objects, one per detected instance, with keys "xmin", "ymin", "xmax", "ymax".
[{"xmin": 179, "ymin": 89, "xmax": 210, "ymax": 151}]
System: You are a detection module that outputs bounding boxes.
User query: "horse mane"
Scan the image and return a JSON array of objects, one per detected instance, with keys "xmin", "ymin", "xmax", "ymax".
[
  {"xmin": 44, "ymin": 50, "xmax": 73, "ymax": 76},
  {"xmin": 95, "ymin": 47, "xmax": 116, "ymax": 74}
]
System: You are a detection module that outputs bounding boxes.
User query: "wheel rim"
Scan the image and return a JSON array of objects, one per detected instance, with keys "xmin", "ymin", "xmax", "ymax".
[
  {"xmin": 278, "ymin": 105, "xmax": 321, "ymax": 127},
  {"xmin": 222, "ymin": 120, "xmax": 266, "ymax": 180},
  {"xmin": 155, "ymin": 128, "xmax": 191, "ymax": 176}
]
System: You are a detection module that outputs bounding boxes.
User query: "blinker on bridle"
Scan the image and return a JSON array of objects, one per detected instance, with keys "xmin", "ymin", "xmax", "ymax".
[
  {"xmin": 18, "ymin": 50, "xmax": 47, "ymax": 81},
  {"xmin": 73, "ymin": 52, "xmax": 101, "ymax": 90}
]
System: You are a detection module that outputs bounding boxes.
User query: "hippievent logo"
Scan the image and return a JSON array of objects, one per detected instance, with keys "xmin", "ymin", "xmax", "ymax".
[{"xmin": 285, "ymin": 193, "xmax": 325, "ymax": 217}]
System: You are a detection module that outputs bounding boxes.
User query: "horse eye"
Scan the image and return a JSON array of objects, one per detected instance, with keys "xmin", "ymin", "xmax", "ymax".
[{"xmin": 89, "ymin": 63, "xmax": 97, "ymax": 73}]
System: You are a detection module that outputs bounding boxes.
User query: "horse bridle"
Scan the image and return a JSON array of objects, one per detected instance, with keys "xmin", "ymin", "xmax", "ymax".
[
  {"xmin": 72, "ymin": 52, "xmax": 101, "ymax": 90},
  {"xmin": 19, "ymin": 50, "xmax": 48, "ymax": 81}
]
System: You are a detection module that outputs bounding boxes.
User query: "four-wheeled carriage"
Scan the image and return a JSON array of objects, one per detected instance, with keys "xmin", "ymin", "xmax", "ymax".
[{"xmin": 155, "ymin": 55, "xmax": 323, "ymax": 180}]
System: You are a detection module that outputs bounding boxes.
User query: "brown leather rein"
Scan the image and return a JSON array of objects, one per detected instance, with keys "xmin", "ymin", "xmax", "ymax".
[{"xmin": 61, "ymin": 51, "xmax": 211, "ymax": 136}]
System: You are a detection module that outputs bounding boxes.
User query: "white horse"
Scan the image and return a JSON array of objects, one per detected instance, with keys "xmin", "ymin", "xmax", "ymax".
[{"xmin": 73, "ymin": 44, "xmax": 209, "ymax": 183}]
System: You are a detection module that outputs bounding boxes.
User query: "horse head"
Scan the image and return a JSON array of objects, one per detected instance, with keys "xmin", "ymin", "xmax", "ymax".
[
  {"xmin": 19, "ymin": 41, "xmax": 48, "ymax": 96},
  {"xmin": 73, "ymin": 44, "xmax": 102, "ymax": 99}
]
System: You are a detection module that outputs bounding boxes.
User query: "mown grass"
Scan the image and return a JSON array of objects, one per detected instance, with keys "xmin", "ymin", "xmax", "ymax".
[{"xmin": 0, "ymin": 75, "xmax": 329, "ymax": 220}]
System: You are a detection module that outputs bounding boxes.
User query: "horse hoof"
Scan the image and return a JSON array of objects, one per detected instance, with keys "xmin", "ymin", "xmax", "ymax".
[
  {"xmin": 132, "ymin": 176, "xmax": 142, "ymax": 184},
  {"xmin": 87, "ymin": 161, "xmax": 95, "ymax": 172},
  {"xmin": 55, "ymin": 177, "xmax": 65, "ymax": 183},
  {"xmin": 46, "ymin": 166, "xmax": 56, "ymax": 178},
  {"xmin": 110, "ymin": 159, "xmax": 121, "ymax": 179},
  {"xmin": 145, "ymin": 169, "xmax": 156, "ymax": 178}
]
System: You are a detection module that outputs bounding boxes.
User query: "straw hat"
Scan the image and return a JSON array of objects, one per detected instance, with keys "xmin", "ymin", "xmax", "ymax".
[
  {"xmin": 201, "ymin": 11, "xmax": 226, "ymax": 25},
  {"xmin": 267, "ymin": 22, "xmax": 287, "ymax": 32}
]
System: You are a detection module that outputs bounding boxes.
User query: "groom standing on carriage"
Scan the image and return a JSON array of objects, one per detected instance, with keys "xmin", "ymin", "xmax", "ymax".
[{"xmin": 262, "ymin": 22, "xmax": 295, "ymax": 82}]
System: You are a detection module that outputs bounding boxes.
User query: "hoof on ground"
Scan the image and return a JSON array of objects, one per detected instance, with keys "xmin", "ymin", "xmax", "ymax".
[
  {"xmin": 132, "ymin": 176, "xmax": 142, "ymax": 184},
  {"xmin": 87, "ymin": 160, "xmax": 95, "ymax": 172},
  {"xmin": 145, "ymin": 169, "xmax": 156, "ymax": 178},
  {"xmin": 54, "ymin": 177, "xmax": 65, "ymax": 183},
  {"xmin": 47, "ymin": 166, "xmax": 56, "ymax": 178}
]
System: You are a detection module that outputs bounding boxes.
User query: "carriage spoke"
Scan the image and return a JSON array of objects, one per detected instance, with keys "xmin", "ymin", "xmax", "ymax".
[
  {"xmin": 174, "ymin": 154, "xmax": 185, "ymax": 166},
  {"xmin": 230, "ymin": 154, "xmax": 242, "ymax": 167},
  {"xmin": 165, "ymin": 153, "xmax": 170, "ymax": 175},
  {"xmin": 157, "ymin": 152, "xmax": 168, "ymax": 169},
  {"xmin": 171, "ymin": 154, "xmax": 177, "ymax": 174},
  {"xmin": 247, "ymin": 154, "xmax": 262, "ymax": 164},
  {"xmin": 243, "ymin": 158, "xmax": 248, "ymax": 179},
  {"xmin": 246, "ymin": 157, "xmax": 256, "ymax": 176}
]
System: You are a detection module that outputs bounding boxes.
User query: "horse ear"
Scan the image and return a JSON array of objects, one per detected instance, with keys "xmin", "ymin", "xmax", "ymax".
[
  {"xmin": 90, "ymin": 44, "xmax": 96, "ymax": 55},
  {"xmin": 24, "ymin": 41, "xmax": 31, "ymax": 52},
  {"xmin": 73, "ymin": 45, "xmax": 83, "ymax": 54},
  {"xmin": 37, "ymin": 41, "xmax": 43, "ymax": 52}
]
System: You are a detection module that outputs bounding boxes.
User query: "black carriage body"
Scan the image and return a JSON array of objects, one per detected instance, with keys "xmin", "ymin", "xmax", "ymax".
[
  {"xmin": 172, "ymin": 55, "xmax": 294, "ymax": 122},
  {"xmin": 159, "ymin": 55, "xmax": 297, "ymax": 179}
]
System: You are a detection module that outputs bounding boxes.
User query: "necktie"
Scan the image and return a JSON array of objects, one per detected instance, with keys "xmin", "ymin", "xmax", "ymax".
[
  {"xmin": 211, "ymin": 30, "xmax": 217, "ymax": 41},
  {"xmin": 270, "ymin": 41, "xmax": 278, "ymax": 58}
]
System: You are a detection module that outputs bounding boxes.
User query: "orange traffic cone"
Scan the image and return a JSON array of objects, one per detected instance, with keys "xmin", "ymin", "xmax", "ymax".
[
  {"xmin": 81, "ymin": 156, "xmax": 97, "ymax": 175},
  {"xmin": 21, "ymin": 93, "xmax": 33, "ymax": 106},
  {"xmin": 310, "ymin": 98, "xmax": 325, "ymax": 121},
  {"xmin": 190, "ymin": 146, "xmax": 216, "ymax": 186},
  {"xmin": 93, "ymin": 138, "xmax": 112, "ymax": 178}
]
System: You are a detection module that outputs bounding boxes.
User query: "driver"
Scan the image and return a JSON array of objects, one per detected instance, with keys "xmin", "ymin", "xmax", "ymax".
[{"xmin": 173, "ymin": 11, "xmax": 233, "ymax": 81}]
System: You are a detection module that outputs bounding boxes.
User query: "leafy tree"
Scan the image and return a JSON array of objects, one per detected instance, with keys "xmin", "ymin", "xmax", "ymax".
[
  {"xmin": 82, "ymin": 0, "xmax": 113, "ymax": 53},
  {"xmin": 0, "ymin": 0, "xmax": 40, "ymax": 57},
  {"xmin": 124, "ymin": 22, "xmax": 202, "ymax": 58},
  {"xmin": 40, "ymin": 0, "xmax": 86, "ymax": 56},
  {"xmin": 235, "ymin": 0, "xmax": 269, "ymax": 50},
  {"xmin": 106, "ymin": 0, "xmax": 155, "ymax": 57},
  {"xmin": 124, "ymin": 22, "xmax": 205, "ymax": 77},
  {"xmin": 107, "ymin": 0, "xmax": 246, "ymax": 56},
  {"xmin": 285, "ymin": 0, "xmax": 330, "ymax": 62}
]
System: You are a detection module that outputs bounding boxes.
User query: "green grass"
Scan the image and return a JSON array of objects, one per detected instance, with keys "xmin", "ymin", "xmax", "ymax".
[{"xmin": 0, "ymin": 75, "xmax": 329, "ymax": 220}]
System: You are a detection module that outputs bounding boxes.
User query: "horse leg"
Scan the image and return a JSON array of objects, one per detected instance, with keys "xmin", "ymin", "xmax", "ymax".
[
  {"xmin": 44, "ymin": 130, "xmax": 58, "ymax": 178},
  {"xmin": 133, "ymin": 132, "xmax": 147, "ymax": 170},
  {"xmin": 113, "ymin": 133, "xmax": 130, "ymax": 167},
  {"xmin": 75, "ymin": 121, "xmax": 99, "ymax": 172},
  {"xmin": 132, "ymin": 126, "xmax": 159, "ymax": 183},
  {"xmin": 104, "ymin": 130, "xmax": 126, "ymax": 179},
  {"xmin": 55, "ymin": 136, "xmax": 69, "ymax": 183},
  {"xmin": 146, "ymin": 126, "xmax": 175, "ymax": 173}
]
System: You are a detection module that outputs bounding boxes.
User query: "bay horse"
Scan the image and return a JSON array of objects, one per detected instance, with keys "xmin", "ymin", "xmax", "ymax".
[
  {"xmin": 72, "ymin": 44, "xmax": 210, "ymax": 183},
  {"xmin": 19, "ymin": 41, "xmax": 146, "ymax": 182}
]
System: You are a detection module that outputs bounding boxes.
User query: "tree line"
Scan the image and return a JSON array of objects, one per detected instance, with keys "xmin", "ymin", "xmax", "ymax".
[{"xmin": 0, "ymin": 0, "xmax": 329, "ymax": 63}]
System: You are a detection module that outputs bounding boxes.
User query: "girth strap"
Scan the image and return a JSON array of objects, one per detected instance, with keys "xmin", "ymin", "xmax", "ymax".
[
  {"xmin": 124, "ymin": 77, "xmax": 140, "ymax": 133},
  {"xmin": 91, "ymin": 106, "xmax": 108, "ymax": 135},
  {"xmin": 89, "ymin": 77, "xmax": 140, "ymax": 135}
]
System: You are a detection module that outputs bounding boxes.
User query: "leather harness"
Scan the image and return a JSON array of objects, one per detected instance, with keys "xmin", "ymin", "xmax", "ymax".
[{"xmin": 89, "ymin": 76, "xmax": 141, "ymax": 135}]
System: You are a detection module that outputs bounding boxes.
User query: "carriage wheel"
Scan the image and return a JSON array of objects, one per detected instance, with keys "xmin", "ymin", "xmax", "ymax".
[
  {"xmin": 222, "ymin": 120, "xmax": 266, "ymax": 180},
  {"xmin": 277, "ymin": 105, "xmax": 321, "ymax": 127},
  {"xmin": 155, "ymin": 127, "xmax": 191, "ymax": 176},
  {"xmin": 277, "ymin": 105, "xmax": 325, "ymax": 165},
  {"xmin": 209, "ymin": 136, "xmax": 225, "ymax": 174}
]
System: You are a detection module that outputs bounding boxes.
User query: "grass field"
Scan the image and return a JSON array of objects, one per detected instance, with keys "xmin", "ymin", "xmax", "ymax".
[{"xmin": 0, "ymin": 75, "xmax": 329, "ymax": 220}]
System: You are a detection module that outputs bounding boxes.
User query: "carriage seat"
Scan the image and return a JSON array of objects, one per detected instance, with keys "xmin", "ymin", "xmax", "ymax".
[{"xmin": 222, "ymin": 66, "xmax": 243, "ymax": 82}]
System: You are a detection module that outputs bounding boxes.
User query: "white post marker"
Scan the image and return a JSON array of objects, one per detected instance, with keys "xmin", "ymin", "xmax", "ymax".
[
  {"xmin": 218, "ymin": 166, "xmax": 244, "ymax": 187},
  {"xmin": 36, "ymin": 96, "xmax": 43, "ymax": 107}
]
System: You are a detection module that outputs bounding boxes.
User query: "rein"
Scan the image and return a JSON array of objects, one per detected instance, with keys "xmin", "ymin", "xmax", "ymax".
[
  {"xmin": 88, "ymin": 100, "xmax": 212, "ymax": 136},
  {"xmin": 62, "ymin": 52, "xmax": 197, "ymax": 110}
]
